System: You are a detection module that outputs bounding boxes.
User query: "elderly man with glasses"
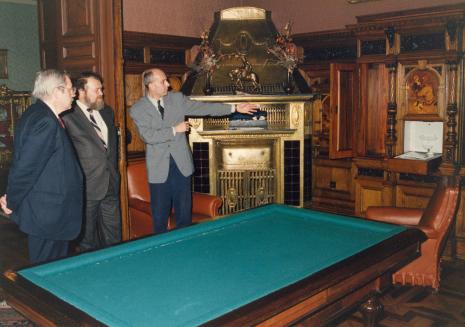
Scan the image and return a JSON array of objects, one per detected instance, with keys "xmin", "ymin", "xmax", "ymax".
[{"xmin": 0, "ymin": 69, "xmax": 83, "ymax": 264}]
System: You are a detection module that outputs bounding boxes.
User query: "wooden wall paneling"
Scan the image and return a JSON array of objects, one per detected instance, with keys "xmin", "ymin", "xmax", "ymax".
[
  {"xmin": 361, "ymin": 63, "xmax": 389, "ymax": 157},
  {"xmin": 124, "ymin": 74, "xmax": 145, "ymax": 153},
  {"xmin": 329, "ymin": 63, "xmax": 357, "ymax": 159},
  {"xmin": 355, "ymin": 178, "xmax": 394, "ymax": 216},
  {"xmin": 395, "ymin": 183, "xmax": 435, "ymax": 209},
  {"xmin": 312, "ymin": 158, "xmax": 354, "ymax": 214},
  {"xmin": 109, "ymin": 0, "xmax": 128, "ymax": 241},
  {"xmin": 59, "ymin": 0, "xmax": 98, "ymax": 74},
  {"xmin": 37, "ymin": 0, "xmax": 58, "ymax": 69}
]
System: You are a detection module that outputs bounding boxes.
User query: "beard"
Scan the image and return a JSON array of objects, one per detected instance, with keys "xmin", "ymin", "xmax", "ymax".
[{"xmin": 87, "ymin": 96, "xmax": 105, "ymax": 111}]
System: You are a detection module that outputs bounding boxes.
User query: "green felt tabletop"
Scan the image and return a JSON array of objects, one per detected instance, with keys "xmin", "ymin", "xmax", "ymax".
[{"xmin": 20, "ymin": 204, "xmax": 405, "ymax": 327}]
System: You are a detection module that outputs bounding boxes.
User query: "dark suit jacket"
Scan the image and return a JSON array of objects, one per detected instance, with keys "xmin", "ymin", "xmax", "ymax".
[
  {"xmin": 7, "ymin": 100, "xmax": 83, "ymax": 240},
  {"xmin": 61, "ymin": 104, "xmax": 119, "ymax": 201}
]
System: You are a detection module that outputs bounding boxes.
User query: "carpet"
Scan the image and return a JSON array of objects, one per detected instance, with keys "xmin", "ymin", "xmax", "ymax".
[{"xmin": 0, "ymin": 301, "xmax": 34, "ymax": 327}]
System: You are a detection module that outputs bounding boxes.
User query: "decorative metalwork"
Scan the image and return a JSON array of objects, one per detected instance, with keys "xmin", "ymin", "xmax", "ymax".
[
  {"xmin": 226, "ymin": 187, "xmax": 238, "ymax": 210},
  {"xmin": 218, "ymin": 169, "xmax": 275, "ymax": 215},
  {"xmin": 291, "ymin": 106, "xmax": 300, "ymax": 127},
  {"xmin": 221, "ymin": 146, "xmax": 271, "ymax": 170},
  {"xmin": 189, "ymin": 95, "xmax": 313, "ymax": 212},
  {"xmin": 443, "ymin": 61, "xmax": 458, "ymax": 163},
  {"xmin": 267, "ymin": 22, "xmax": 301, "ymax": 75},
  {"xmin": 201, "ymin": 103, "xmax": 288, "ymax": 131},
  {"xmin": 190, "ymin": 118, "xmax": 202, "ymax": 130},
  {"xmin": 182, "ymin": 7, "xmax": 310, "ymax": 95},
  {"xmin": 228, "ymin": 54, "xmax": 261, "ymax": 93}
]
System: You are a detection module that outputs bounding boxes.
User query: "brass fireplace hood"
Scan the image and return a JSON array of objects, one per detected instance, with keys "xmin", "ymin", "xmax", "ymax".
[{"xmin": 181, "ymin": 7, "xmax": 310, "ymax": 96}]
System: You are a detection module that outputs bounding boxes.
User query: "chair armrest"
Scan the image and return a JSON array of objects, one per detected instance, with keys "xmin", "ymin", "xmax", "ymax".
[
  {"xmin": 418, "ymin": 226, "xmax": 439, "ymax": 239},
  {"xmin": 366, "ymin": 206, "xmax": 423, "ymax": 226},
  {"xmin": 192, "ymin": 193, "xmax": 223, "ymax": 218},
  {"xmin": 128, "ymin": 198, "xmax": 151, "ymax": 215}
]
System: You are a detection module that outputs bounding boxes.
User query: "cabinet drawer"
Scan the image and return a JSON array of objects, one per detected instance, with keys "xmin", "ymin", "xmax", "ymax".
[{"xmin": 314, "ymin": 165, "xmax": 352, "ymax": 193}]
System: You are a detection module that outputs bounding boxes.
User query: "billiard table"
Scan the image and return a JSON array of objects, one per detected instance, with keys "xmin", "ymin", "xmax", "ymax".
[{"xmin": 2, "ymin": 204, "xmax": 425, "ymax": 326}]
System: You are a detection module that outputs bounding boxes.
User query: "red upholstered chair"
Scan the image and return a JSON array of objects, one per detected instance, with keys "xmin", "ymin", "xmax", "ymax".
[
  {"xmin": 366, "ymin": 176, "xmax": 460, "ymax": 290},
  {"xmin": 127, "ymin": 157, "xmax": 223, "ymax": 239}
]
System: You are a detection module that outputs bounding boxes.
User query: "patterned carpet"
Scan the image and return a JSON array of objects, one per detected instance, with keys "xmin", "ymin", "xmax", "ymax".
[
  {"xmin": 332, "ymin": 263, "xmax": 465, "ymax": 327},
  {"xmin": 0, "ymin": 301, "xmax": 33, "ymax": 327}
]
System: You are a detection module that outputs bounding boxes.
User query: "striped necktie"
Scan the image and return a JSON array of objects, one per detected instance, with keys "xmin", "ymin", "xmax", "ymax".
[
  {"xmin": 157, "ymin": 100, "xmax": 165, "ymax": 119},
  {"xmin": 87, "ymin": 109, "xmax": 107, "ymax": 149}
]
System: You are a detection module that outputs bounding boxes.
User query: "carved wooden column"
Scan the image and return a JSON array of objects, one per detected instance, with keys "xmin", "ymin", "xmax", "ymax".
[
  {"xmin": 443, "ymin": 60, "xmax": 458, "ymax": 165},
  {"xmin": 385, "ymin": 62, "xmax": 397, "ymax": 158}
]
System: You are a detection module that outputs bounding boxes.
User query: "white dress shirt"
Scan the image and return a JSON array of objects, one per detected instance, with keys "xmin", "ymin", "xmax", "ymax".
[{"xmin": 76, "ymin": 100, "xmax": 108, "ymax": 145}]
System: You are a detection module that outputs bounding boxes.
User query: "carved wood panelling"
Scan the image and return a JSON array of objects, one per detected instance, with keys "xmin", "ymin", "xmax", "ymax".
[
  {"xmin": 125, "ymin": 74, "xmax": 144, "ymax": 153},
  {"xmin": 355, "ymin": 179, "xmax": 393, "ymax": 216},
  {"xmin": 123, "ymin": 31, "xmax": 199, "ymax": 75},
  {"xmin": 62, "ymin": 0, "xmax": 94, "ymax": 37},
  {"xmin": 395, "ymin": 184, "xmax": 434, "ymax": 209}
]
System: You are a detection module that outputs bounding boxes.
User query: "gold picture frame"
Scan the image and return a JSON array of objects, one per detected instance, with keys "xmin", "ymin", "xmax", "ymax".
[
  {"xmin": 406, "ymin": 69, "xmax": 439, "ymax": 115},
  {"xmin": 0, "ymin": 49, "xmax": 8, "ymax": 79}
]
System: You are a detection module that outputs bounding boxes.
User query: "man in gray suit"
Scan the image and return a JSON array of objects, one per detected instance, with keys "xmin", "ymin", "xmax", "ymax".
[
  {"xmin": 130, "ymin": 68, "xmax": 257, "ymax": 234},
  {"xmin": 62, "ymin": 72, "xmax": 121, "ymax": 250}
]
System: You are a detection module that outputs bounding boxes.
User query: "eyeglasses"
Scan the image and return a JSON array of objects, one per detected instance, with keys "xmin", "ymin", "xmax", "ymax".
[{"xmin": 57, "ymin": 85, "xmax": 76, "ymax": 94}]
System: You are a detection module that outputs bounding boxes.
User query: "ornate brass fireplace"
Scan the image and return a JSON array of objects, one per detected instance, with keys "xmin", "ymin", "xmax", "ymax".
[
  {"xmin": 183, "ymin": 7, "xmax": 314, "ymax": 214},
  {"xmin": 189, "ymin": 94, "xmax": 313, "ymax": 214}
]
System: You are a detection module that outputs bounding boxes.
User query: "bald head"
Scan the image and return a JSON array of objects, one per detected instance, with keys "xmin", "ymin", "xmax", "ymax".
[{"xmin": 143, "ymin": 68, "xmax": 170, "ymax": 99}]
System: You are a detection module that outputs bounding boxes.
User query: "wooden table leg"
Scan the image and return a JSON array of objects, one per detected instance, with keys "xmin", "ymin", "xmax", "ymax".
[{"xmin": 360, "ymin": 294, "xmax": 383, "ymax": 327}]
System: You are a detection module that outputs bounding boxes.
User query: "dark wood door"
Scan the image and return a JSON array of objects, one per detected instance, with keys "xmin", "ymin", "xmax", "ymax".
[
  {"xmin": 329, "ymin": 63, "xmax": 358, "ymax": 159},
  {"xmin": 38, "ymin": 0, "xmax": 123, "ymax": 111},
  {"xmin": 38, "ymin": 0, "xmax": 129, "ymax": 239}
]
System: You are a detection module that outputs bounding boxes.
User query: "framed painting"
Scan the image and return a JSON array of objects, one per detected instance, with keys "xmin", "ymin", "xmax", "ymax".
[{"xmin": 406, "ymin": 69, "xmax": 440, "ymax": 115}]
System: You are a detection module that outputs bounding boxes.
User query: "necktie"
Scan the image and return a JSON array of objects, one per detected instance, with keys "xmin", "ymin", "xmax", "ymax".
[
  {"xmin": 58, "ymin": 117, "xmax": 65, "ymax": 129},
  {"xmin": 87, "ymin": 109, "xmax": 107, "ymax": 149},
  {"xmin": 157, "ymin": 100, "xmax": 165, "ymax": 119}
]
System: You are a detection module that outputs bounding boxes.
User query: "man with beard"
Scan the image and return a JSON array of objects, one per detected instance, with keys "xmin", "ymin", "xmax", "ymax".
[
  {"xmin": 0, "ymin": 69, "xmax": 83, "ymax": 263},
  {"xmin": 62, "ymin": 71, "xmax": 121, "ymax": 251}
]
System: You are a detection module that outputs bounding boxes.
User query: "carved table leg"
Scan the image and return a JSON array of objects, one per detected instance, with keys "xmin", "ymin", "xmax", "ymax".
[{"xmin": 360, "ymin": 294, "xmax": 384, "ymax": 327}]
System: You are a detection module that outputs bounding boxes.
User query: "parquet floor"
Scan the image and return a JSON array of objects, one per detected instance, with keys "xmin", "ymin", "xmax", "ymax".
[
  {"xmin": 1, "ymin": 215, "xmax": 464, "ymax": 326},
  {"xmin": 332, "ymin": 264, "xmax": 465, "ymax": 326}
]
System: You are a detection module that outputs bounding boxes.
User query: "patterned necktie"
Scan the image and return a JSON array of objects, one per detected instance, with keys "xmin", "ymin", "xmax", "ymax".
[
  {"xmin": 157, "ymin": 100, "xmax": 165, "ymax": 119},
  {"xmin": 87, "ymin": 109, "xmax": 107, "ymax": 149}
]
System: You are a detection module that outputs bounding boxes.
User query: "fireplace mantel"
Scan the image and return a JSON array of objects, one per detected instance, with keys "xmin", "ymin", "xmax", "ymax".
[{"xmin": 189, "ymin": 95, "xmax": 315, "ymax": 214}]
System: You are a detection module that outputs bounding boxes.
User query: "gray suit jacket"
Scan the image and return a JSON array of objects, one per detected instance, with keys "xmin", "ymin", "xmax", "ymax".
[
  {"xmin": 130, "ymin": 92, "xmax": 231, "ymax": 183},
  {"xmin": 62, "ymin": 104, "xmax": 119, "ymax": 200}
]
